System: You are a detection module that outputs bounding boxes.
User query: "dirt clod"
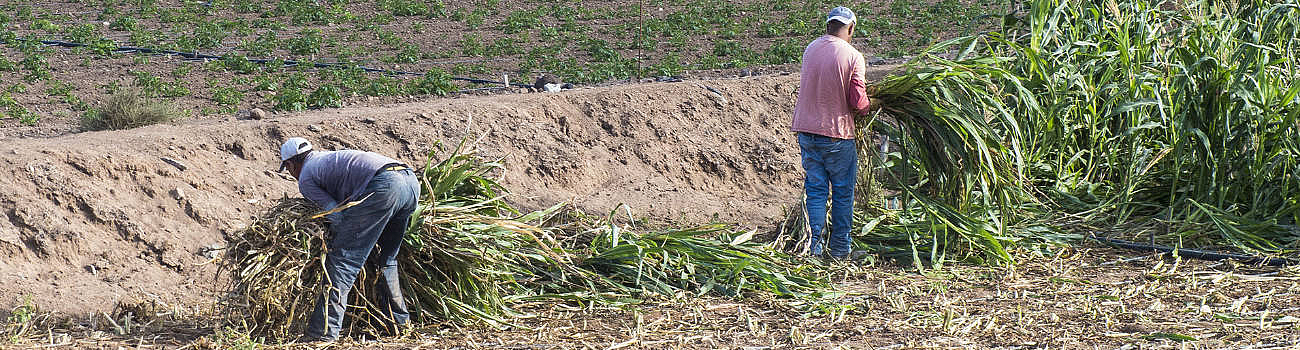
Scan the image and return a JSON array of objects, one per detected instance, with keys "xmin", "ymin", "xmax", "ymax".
[{"xmin": 247, "ymin": 108, "xmax": 267, "ymax": 120}]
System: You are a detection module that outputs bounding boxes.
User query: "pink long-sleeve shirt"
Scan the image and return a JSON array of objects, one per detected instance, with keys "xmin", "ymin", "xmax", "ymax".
[{"xmin": 792, "ymin": 35, "xmax": 871, "ymax": 139}]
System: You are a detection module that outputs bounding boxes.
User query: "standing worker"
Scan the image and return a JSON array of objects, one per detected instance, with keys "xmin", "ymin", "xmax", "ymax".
[
  {"xmin": 278, "ymin": 137, "xmax": 421, "ymax": 341},
  {"xmin": 791, "ymin": 6, "xmax": 879, "ymax": 260}
]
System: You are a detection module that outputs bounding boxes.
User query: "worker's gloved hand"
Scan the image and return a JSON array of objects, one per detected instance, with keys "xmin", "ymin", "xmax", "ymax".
[{"xmin": 325, "ymin": 211, "xmax": 345, "ymax": 226}]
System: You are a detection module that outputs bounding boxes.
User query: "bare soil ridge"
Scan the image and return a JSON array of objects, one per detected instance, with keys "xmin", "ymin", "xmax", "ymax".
[{"xmin": 0, "ymin": 69, "xmax": 892, "ymax": 314}]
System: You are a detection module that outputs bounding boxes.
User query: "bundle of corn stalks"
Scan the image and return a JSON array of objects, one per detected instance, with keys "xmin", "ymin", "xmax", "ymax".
[
  {"xmin": 221, "ymin": 198, "xmax": 329, "ymax": 339},
  {"xmin": 221, "ymin": 140, "xmax": 569, "ymax": 340},
  {"xmin": 857, "ymin": 56, "xmax": 1027, "ymax": 265},
  {"xmin": 855, "ymin": 0, "xmax": 1300, "ymax": 265},
  {"xmin": 223, "ymin": 140, "xmax": 830, "ymax": 342}
]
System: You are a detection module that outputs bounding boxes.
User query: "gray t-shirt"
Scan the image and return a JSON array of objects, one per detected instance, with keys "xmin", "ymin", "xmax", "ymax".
[{"xmin": 297, "ymin": 150, "xmax": 403, "ymax": 211}]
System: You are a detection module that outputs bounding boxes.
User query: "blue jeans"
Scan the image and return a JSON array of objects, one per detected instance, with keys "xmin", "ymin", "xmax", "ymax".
[
  {"xmin": 798, "ymin": 133, "xmax": 857, "ymax": 258},
  {"xmin": 307, "ymin": 168, "xmax": 420, "ymax": 340}
]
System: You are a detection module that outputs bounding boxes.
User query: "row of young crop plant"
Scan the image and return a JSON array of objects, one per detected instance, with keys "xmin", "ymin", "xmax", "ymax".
[{"xmin": 0, "ymin": 0, "xmax": 1007, "ymax": 128}]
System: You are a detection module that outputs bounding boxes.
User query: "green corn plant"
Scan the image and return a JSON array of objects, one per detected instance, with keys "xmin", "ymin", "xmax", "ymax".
[{"xmin": 858, "ymin": 0, "xmax": 1299, "ymax": 264}]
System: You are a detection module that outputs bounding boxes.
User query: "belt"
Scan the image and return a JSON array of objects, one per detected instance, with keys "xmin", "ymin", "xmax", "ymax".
[
  {"xmin": 380, "ymin": 164, "xmax": 410, "ymax": 173},
  {"xmin": 798, "ymin": 132, "xmax": 851, "ymax": 141}
]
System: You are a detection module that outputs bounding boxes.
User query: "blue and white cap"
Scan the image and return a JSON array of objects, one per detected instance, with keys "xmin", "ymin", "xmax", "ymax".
[
  {"xmin": 826, "ymin": 6, "xmax": 856, "ymax": 24},
  {"xmin": 278, "ymin": 137, "xmax": 312, "ymax": 171}
]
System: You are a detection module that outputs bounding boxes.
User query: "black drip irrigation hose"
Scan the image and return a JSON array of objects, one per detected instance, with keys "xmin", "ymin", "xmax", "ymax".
[
  {"xmin": 1088, "ymin": 234, "xmax": 1295, "ymax": 267},
  {"xmin": 34, "ymin": 39, "xmax": 534, "ymax": 88}
]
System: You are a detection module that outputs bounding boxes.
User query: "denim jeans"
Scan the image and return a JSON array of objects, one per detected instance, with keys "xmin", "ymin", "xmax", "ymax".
[
  {"xmin": 306, "ymin": 168, "xmax": 420, "ymax": 340},
  {"xmin": 798, "ymin": 132, "xmax": 857, "ymax": 258}
]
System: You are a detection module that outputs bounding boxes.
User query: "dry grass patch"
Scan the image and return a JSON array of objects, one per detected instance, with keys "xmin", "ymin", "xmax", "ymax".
[{"xmin": 80, "ymin": 90, "xmax": 180, "ymax": 131}]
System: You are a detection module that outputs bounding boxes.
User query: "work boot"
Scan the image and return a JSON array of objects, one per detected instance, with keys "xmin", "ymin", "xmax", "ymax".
[{"xmin": 822, "ymin": 250, "xmax": 872, "ymax": 264}]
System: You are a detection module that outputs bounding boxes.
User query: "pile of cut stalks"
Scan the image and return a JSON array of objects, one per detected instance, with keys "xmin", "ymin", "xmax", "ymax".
[{"xmin": 221, "ymin": 140, "xmax": 831, "ymax": 342}]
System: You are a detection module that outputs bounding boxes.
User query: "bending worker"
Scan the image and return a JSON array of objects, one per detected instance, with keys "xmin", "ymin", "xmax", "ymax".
[
  {"xmin": 791, "ymin": 6, "xmax": 879, "ymax": 260},
  {"xmin": 278, "ymin": 137, "xmax": 421, "ymax": 341}
]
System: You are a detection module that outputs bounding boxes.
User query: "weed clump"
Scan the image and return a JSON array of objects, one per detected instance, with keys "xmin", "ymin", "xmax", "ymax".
[{"xmin": 81, "ymin": 90, "xmax": 179, "ymax": 131}]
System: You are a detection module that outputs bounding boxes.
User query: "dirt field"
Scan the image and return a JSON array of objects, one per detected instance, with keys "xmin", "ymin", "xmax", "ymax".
[{"xmin": 0, "ymin": 0, "xmax": 1003, "ymax": 138}]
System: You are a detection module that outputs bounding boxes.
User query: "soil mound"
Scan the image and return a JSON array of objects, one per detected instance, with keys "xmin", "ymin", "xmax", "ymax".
[{"xmin": 0, "ymin": 69, "xmax": 894, "ymax": 314}]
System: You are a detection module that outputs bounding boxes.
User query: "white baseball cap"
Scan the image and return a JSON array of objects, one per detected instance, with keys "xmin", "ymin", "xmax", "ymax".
[
  {"xmin": 826, "ymin": 6, "xmax": 856, "ymax": 24},
  {"xmin": 279, "ymin": 137, "xmax": 312, "ymax": 171}
]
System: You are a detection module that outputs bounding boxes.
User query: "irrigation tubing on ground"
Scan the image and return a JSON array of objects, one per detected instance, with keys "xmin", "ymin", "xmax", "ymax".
[
  {"xmin": 1088, "ymin": 234, "xmax": 1295, "ymax": 267},
  {"xmin": 33, "ymin": 39, "xmax": 535, "ymax": 88}
]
